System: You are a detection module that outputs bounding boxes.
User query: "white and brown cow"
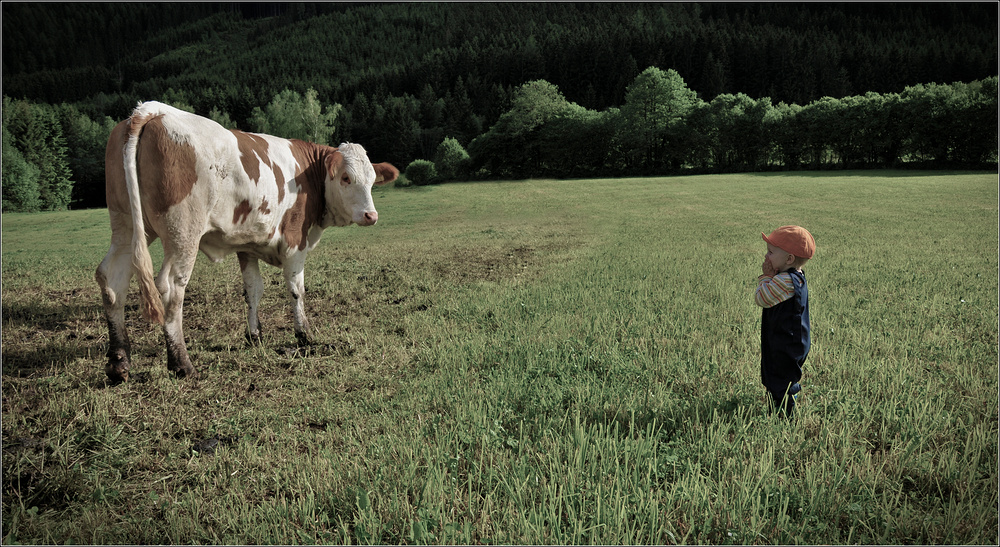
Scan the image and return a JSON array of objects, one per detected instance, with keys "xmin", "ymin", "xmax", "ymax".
[{"xmin": 95, "ymin": 101, "xmax": 398, "ymax": 383}]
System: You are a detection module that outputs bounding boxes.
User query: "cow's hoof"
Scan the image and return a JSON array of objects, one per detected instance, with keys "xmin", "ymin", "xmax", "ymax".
[
  {"xmin": 105, "ymin": 366, "xmax": 129, "ymax": 385},
  {"xmin": 295, "ymin": 331, "xmax": 313, "ymax": 347},
  {"xmin": 105, "ymin": 354, "xmax": 130, "ymax": 384},
  {"xmin": 173, "ymin": 364, "xmax": 197, "ymax": 379},
  {"xmin": 245, "ymin": 330, "xmax": 264, "ymax": 346}
]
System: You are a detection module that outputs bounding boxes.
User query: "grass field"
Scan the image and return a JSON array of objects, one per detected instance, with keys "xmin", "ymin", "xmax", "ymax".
[{"xmin": 2, "ymin": 171, "xmax": 997, "ymax": 545}]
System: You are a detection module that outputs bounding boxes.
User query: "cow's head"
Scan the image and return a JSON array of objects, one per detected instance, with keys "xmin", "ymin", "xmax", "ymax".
[{"xmin": 324, "ymin": 143, "xmax": 398, "ymax": 227}]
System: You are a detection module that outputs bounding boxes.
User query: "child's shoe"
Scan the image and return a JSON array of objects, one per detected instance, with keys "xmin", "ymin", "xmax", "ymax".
[{"xmin": 770, "ymin": 383, "xmax": 801, "ymax": 418}]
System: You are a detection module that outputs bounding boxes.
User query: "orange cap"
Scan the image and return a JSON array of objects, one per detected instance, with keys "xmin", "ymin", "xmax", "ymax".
[{"xmin": 762, "ymin": 225, "xmax": 815, "ymax": 259}]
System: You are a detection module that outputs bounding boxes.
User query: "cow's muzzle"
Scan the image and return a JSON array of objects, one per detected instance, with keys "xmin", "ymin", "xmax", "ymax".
[{"xmin": 357, "ymin": 211, "xmax": 378, "ymax": 226}]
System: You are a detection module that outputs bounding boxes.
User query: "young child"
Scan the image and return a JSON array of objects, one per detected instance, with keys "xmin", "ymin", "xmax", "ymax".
[{"xmin": 755, "ymin": 225, "xmax": 815, "ymax": 417}]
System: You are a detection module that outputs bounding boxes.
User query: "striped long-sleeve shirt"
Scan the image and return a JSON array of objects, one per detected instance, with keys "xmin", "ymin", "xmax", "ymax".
[{"xmin": 755, "ymin": 271, "xmax": 798, "ymax": 308}]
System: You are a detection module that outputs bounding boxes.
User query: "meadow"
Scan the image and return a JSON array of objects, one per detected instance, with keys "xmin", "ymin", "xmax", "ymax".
[{"xmin": 2, "ymin": 171, "xmax": 997, "ymax": 545}]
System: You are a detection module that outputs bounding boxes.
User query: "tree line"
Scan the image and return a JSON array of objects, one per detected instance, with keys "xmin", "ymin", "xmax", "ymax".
[
  {"xmin": 462, "ymin": 71, "xmax": 997, "ymax": 181},
  {"xmin": 4, "ymin": 69, "xmax": 995, "ymax": 210}
]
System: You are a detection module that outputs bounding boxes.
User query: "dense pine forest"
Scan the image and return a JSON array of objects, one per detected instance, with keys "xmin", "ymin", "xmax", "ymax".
[{"xmin": 2, "ymin": 2, "xmax": 997, "ymax": 211}]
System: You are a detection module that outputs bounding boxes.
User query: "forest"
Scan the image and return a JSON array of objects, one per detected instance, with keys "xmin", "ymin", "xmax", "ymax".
[{"xmin": 2, "ymin": 2, "xmax": 997, "ymax": 211}]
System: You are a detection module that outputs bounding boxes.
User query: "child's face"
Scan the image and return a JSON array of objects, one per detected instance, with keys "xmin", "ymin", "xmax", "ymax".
[{"xmin": 765, "ymin": 243, "xmax": 796, "ymax": 272}]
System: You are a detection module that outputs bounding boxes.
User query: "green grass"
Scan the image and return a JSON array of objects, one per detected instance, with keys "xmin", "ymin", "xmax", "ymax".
[{"xmin": 2, "ymin": 171, "xmax": 997, "ymax": 544}]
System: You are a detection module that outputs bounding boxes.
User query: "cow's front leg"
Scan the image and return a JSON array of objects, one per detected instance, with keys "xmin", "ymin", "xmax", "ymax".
[
  {"xmin": 157, "ymin": 247, "xmax": 197, "ymax": 378},
  {"xmin": 282, "ymin": 257, "xmax": 311, "ymax": 346},
  {"xmin": 96, "ymin": 227, "xmax": 135, "ymax": 383},
  {"xmin": 238, "ymin": 252, "xmax": 265, "ymax": 344}
]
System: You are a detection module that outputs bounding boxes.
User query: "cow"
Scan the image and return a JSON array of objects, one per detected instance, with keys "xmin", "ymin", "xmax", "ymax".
[{"xmin": 95, "ymin": 101, "xmax": 398, "ymax": 383}]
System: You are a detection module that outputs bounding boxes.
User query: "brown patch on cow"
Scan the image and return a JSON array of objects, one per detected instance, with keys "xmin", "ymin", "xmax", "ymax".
[
  {"xmin": 280, "ymin": 141, "xmax": 329, "ymax": 250},
  {"xmin": 231, "ymin": 131, "xmax": 267, "ymax": 182},
  {"xmin": 233, "ymin": 199, "xmax": 252, "ymax": 224},
  {"xmin": 279, "ymin": 191, "xmax": 319, "ymax": 251},
  {"xmin": 325, "ymin": 151, "xmax": 346, "ymax": 184},
  {"xmin": 232, "ymin": 130, "xmax": 285, "ymax": 203},
  {"xmin": 273, "ymin": 164, "xmax": 286, "ymax": 202},
  {"xmin": 258, "ymin": 199, "xmax": 271, "ymax": 215},
  {"xmin": 135, "ymin": 116, "xmax": 199, "ymax": 213},
  {"xmin": 106, "ymin": 115, "xmax": 197, "ymax": 234}
]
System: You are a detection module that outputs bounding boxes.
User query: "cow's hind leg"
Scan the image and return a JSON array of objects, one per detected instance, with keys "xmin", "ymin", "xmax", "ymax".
[
  {"xmin": 238, "ymin": 252, "xmax": 265, "ymax": 344},
  {"xmin": 156, "ymin": 244, "xmax": 198, "ymax": 378},
  {"xmin": 96, "ymin": 231, "xmax": 135, "ymax": 383}
]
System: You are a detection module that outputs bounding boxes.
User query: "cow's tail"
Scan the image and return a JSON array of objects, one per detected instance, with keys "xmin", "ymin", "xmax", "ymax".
[{"xmin": 123, "ymin": 106, "xmax": 165, "ymax": 325}]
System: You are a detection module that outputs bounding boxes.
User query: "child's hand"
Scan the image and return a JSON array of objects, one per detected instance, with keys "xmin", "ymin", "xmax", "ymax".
[{"xmin": 761, "ymin": 258, "xmax": 776, "ymax": 277}]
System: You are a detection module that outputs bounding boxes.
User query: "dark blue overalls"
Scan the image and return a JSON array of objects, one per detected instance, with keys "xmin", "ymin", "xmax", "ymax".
[{"xmin": 760, "ymin": 269, "xmax": 810, "ymax": 414}]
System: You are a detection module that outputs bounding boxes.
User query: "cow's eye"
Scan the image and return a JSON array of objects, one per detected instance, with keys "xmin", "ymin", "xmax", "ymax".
[{"xmin": 341, "ymin": 175, "xmax": 351, "ymax": 184}]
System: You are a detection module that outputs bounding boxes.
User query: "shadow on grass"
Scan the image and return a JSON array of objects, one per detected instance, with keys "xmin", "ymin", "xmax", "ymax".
[
  {"xmin": 1, "ymin": 299, "xmax": 105, "ymax": 378},
  {"xmin": 1, "ymin": 293, "xmax": 98, "ymax": 329}
]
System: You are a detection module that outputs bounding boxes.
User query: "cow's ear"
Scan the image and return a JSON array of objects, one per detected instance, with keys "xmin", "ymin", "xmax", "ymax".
[
  {"xmin": 325, "ymin": 151, "xmax": 349, "ymax": 186},
  {"xmin": 372, "ymin": 163, "xmax": 399, "ymax": 185}
]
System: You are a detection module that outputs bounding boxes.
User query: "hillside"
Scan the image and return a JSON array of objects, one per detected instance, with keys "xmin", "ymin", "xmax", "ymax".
[{"xmin": 4, "ymin": 3, "xmax": 996, "ymax": 123}]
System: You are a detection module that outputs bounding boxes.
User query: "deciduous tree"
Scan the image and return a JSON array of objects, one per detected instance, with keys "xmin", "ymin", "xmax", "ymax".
[
  {"xmin": 250, "ymin": 88, "xmax": 341, "ymax": 145},
  {"xmin": 469, "ymin": 80, "xmax": 576, "ymax": 179},
  {"xmin": 433, "ymin": 137, "xmax": 471, "ymax": 182},
  {"xmin": 619, "ymin": 67, "xmax": 699, "ymax": 172}
]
